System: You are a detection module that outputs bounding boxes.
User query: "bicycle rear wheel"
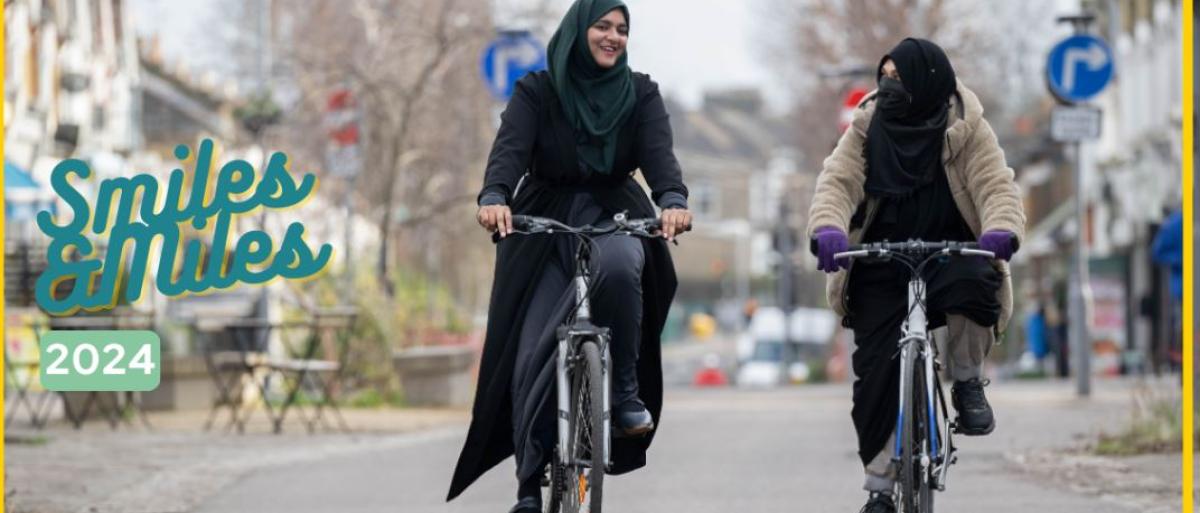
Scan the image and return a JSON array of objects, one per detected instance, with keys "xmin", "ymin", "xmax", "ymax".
[
  {"xmin": 543, "ymin": 449, "xmax": 562, "ymax": 512},
  {"xmin": 560, "ymin": 340, "xmax": 605, "ymax": 513}
]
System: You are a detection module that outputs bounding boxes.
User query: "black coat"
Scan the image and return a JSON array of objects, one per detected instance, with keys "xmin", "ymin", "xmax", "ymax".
[{"xmin": 447, "ymin": 71, "xmax": 688, "ymax": 501}]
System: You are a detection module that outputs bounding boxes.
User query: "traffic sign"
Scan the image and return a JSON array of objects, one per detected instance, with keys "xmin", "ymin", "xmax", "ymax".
[
  {"xmin": 480, "ymin": 31, "xmax": 546, "ymax": 101},
  {"xmin": 1050, "ymin": 105, "xmax": 1102, "ymax": 142},
  {"xmin": 325, "ymin": 88, "xmax": 362, "ymax": 180},
  {"xmin": 838, "ymin": 87, "xmax": 868, "ymax": 133},
  {"xmin": 1046, "ymin": 34, "xmax": 1114, "ymax": 102}
]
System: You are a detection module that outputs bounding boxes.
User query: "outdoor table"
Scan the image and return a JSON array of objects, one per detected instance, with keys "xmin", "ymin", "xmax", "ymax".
[
  {"xmin": 46, "ymin": 314, "xmax": 155, "ymax": 430},
  {"xmin": 196, "ymin": 311, "xmax": 355, "ymax": 434}
]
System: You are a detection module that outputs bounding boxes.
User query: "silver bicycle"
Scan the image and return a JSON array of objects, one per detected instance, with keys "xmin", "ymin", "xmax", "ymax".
[
  {"xmin": 508, "ymin": 212, "xmax": 665, "ymax": 513},
  {"xmin": 834, "ymin": 240, "xmax": 996, "ymax": 513}
]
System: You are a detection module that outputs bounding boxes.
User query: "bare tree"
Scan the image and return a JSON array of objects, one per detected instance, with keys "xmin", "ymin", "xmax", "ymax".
[{"xmin": 277, "ymin": 0, "xmax": 492, "ymax": 293}]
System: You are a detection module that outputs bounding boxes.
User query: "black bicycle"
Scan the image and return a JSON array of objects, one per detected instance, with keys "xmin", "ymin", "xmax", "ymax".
[
  {"xmin": 507, "ymin": 212, "xmax": 666, "ymax": 513},
  {"xmin": 833, "ymin": 240, "xmax": 997, "ymax": 513}
]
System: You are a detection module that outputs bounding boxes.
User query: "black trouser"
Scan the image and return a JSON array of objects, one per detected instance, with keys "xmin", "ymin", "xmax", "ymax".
[
  {"xmin": 845, "ymin": 257, "xmax": 1002, "ymax": 470},
  {"xmin": 510, "ymin": 193, "xmax": 646, "ymax": 500}
]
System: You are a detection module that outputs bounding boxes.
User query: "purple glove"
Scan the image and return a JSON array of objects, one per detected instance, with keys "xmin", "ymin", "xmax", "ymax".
[
  {"xmin": 813, "ymin": 226, "xmax": 849, "ymax": 273},
  {"xmin": 979, "ymin": 230, "xmax": 1018, "ymax": 261}
]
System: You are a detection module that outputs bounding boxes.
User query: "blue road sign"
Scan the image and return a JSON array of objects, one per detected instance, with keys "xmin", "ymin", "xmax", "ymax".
[
  {"xmin": 481, "ymin": 31, "xmax": 547, "ymax": 101},
  {"xmin": 1046, "ymin": 34, "xmax": 1114, "ymax": 102}
]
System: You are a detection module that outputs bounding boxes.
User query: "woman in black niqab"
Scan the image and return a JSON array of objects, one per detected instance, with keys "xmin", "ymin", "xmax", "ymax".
[{"xmin": 863, "ymin": 37, "xmax": 957, "ymax": 198}]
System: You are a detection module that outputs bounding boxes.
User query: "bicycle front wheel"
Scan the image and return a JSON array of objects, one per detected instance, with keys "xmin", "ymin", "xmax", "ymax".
[
  {"xmin": 913, "ymin": 358, "xmax": 935, "ymax": 513},
  {"xmin": 899, "ymin": 344, "xmax": 918, "ymax": 513},
  {"xmin": 561, "ymin": 340, "xmax": 605, "ymax": 513},
  {"xmin": 899, "ymin": 345, "xmax": 938, "ymax": 512}
]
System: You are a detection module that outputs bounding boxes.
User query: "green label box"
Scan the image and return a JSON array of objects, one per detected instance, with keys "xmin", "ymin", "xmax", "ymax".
[{"xmin": 39, "ymin": 330, "xmax": 161, "ymax": 392}]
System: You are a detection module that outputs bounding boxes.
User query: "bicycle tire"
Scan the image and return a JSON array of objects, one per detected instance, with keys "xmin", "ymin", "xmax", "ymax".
[
  {"xmin": 899, "ymin": 345, "xmax": 918, "ymax": 513},
  {"xmin": 914, "ymin": 359, "xmax": 935, "ymax": 513},
  {"xmin": 561, "ymin": 340, "xmax": 605, "ymax": 513}
]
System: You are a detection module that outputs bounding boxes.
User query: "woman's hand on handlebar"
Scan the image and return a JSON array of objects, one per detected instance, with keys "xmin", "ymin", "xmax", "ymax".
[
  {"xmin": 477, "ymin": 205, "xmax": 513, "ymax": 238},
  {"xmin": 661, "ymin": 208, "xmax": 693, "ymax": 242},
  {"xmin": 813, "ymin": 226, "xmax": 849, "ymax": 273}
]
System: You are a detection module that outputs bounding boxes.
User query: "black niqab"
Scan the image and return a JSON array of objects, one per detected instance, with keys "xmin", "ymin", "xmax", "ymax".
[{"xmin": 863, "ymin": 38, "xmax": 957, "ymax": 198}]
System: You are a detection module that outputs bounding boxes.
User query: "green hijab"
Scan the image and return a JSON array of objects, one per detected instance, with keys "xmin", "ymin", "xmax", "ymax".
[{"xmin": 546, "ymin": 0, "xmax": 636, "ymax": 174}]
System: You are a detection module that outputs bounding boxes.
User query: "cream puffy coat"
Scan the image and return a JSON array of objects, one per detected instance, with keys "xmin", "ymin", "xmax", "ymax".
[{"xmin": 806, "ymin": 80, "xmax": 1027, "ymax": 331}]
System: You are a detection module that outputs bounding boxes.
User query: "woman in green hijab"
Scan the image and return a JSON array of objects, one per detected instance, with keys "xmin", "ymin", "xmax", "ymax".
[{"xmin": 448, "ymin": 0, "xmax": 692, "ymax": 511}]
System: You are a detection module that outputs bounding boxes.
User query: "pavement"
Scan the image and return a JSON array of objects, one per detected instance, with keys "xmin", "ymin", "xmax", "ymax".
[
  {"xmin": 4, "ymin": 406, "xmax": 470, "ymax": 513},
  {"xmin": 5, "ymin": 375, "xmax": 1182, "ymax": 513}
]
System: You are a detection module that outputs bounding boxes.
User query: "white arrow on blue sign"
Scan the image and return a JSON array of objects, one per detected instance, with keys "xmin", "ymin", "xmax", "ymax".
[
  {"xmin": 1046, "ymin": 34, "xmax": 1114, "ymax": 103},
  {"xmin": 480, "ymin": 31, "xmax": 547, "ymax": 101}
]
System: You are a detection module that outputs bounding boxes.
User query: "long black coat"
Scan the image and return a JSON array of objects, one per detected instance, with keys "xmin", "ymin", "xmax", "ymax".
[{"xmin": 447, "ymin": 71, "xmax": 688, "ymax": 501}]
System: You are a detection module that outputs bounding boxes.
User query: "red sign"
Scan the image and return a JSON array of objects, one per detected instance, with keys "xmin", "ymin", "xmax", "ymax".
[{"xmin": 839, "ymin": 87, "xmax": 868, "ymax": 133}]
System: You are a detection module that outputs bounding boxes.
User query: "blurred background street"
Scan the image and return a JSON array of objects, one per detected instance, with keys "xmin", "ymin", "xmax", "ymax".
[{"xmin": 3, "ymin": 0, "xmax": 1191, "ymax": 511}]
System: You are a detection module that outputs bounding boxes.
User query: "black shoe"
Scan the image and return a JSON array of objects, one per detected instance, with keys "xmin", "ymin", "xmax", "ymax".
[
  {"xmin": 952, "ymin": 378, "xmax": 995, "ymax": 435},
  {"xmin": 614, "ymin": 402, "xmax": 654, "ymax": 437},
  {"xmin": 858, "ymin": 492, "xmax": 895, "ymax": 513},
  {"xmin": 508, "ymin": 496, "xmax": 540, "ymax": 513}
]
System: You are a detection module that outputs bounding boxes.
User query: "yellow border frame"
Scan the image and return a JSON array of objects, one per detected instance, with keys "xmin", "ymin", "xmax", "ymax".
[
  {"xmin": 3, "ymin": 2, "xmax": 9, "ymax": 511},
  {"xmin": 1186, "ymin": 0, "xmax": 1196, "ymax": 509}
]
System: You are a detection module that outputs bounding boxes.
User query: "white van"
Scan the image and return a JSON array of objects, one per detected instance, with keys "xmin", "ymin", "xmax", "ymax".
[{"xmin": 735, "ymin": 307, "xmax": 839, "ymax": 387}]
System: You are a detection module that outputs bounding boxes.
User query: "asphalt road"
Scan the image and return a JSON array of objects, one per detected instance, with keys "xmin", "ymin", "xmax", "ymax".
[{"xmin": 194, "ymin": 382, "xmax": 1168, "ymax": 513}]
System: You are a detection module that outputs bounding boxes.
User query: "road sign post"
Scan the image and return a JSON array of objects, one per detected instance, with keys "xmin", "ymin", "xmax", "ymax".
[
  {"xmin": 325, "ymin": 88, "xmax": 362, "ymax": 293},
  {"xmin": 1046, "ymin": 16, "xmax": 1113, "ymax": 398}
]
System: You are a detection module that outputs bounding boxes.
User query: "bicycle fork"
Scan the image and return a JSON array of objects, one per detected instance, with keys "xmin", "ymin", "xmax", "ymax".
[
  {"xmin": 555, "ymin": 275, "xmax": 613, "ymax": 472},
  {"xmin": 893, "ymin": 279, "xmax": 940, "ymax": 482}
]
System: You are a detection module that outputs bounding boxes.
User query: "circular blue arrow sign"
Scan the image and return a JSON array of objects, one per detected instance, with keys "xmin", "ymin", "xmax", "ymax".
[
  {"xmin": 1046, "ymin": 34, "xmax": 1114, "ymax": 103},
  {"xmin": 480, "ymin": 31, "xmax": 547, "ymax": 101}
]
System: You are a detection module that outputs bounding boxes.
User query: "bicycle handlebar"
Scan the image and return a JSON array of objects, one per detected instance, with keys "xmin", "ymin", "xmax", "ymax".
[
  {"xmin": 835, "ymin": 240, "xmax": 993, "ymax": 262},
  {"xmin": 832, "ymin": 240, "xmax": 995, "ymax": 261},
  {"xmin": 507, "ymin": 212, "xmax": 667, "ymax": 239}
]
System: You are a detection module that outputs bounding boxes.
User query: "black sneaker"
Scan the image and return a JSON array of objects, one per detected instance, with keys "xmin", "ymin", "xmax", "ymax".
[
  {"xmin": 952, "ymin": 378, "xmax": 995, "ymax": 435},
  {"xmin": 859, "ymin": 492, "xmax": 896, "ymax": 513}
]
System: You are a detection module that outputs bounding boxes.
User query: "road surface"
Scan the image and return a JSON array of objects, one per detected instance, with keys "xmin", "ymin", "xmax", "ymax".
[{"xmin": 195, "ymin": 381, "xmax": 1176, "ymax": 512}]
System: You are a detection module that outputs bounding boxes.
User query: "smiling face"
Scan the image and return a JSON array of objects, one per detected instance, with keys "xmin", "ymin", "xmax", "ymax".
[{"xmin": 587, "ymin": 8, "xmax": 628, "ymax": 68}]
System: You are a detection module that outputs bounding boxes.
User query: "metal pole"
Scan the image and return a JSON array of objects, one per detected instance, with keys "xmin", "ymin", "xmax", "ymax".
[
  {"xmin": 777, "ymin": 203, "xmax": 794, "ymax": 345},
  {"xmin": 1055, "ymin": 12, "xmax": 1098, "ymax": 397},
  {"xmin": 1070, "ymin": 141, "xmax": 1091, "ymax": 396},
  {"xmin": 343, "ymin": 181, "xmax": 354, "ymax": 293}
]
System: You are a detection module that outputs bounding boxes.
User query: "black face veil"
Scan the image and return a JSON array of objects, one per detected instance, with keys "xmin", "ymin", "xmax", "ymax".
[{"xmin": 863, "ymin": 38, "xmax": 957, "ymax": 198}]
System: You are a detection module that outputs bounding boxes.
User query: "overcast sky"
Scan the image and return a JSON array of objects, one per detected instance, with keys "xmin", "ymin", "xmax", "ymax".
[{"xmin": 126, "ymin": 0, "xmax": 1088, "ymax": 116}]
